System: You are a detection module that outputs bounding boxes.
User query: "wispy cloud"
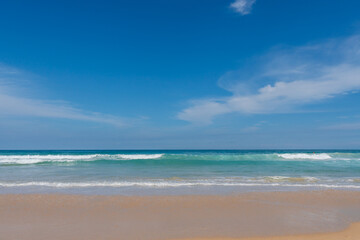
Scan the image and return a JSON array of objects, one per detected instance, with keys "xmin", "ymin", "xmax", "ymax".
[
  {"xmin": 323, "ymin": 122, "xmax": 360, "ymax": 130},
  {"xmin": 230, "ymin": 0, "xmax": 256, "ymax": 15},
  {"xmin": 0, "ymin": 65, "xmax": 124, "ymax": 126},
  {"xmin": 178, "ymin": 35, "xmax": 360, "ymax": 124}
]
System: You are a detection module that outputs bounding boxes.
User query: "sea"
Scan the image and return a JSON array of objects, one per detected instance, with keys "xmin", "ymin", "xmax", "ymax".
[{"xmin": 0, "ymin": 150, "xmax": 360, "ymax": 195}]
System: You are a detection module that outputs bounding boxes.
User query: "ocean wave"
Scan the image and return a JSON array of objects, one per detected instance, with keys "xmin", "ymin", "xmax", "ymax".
[
  {"xmin": 277, "ymin": 153, "xmax": 332, "ymax": 160},
  {"xmin": 255, "ymin": 176, "xmax": 319, "ymax": 183},
  {"xmin": 0, "ymin": 154, "xmax": 164, "ymax": 164},
  {"xmin": 0, "ymin": 180, "xmax": 359, "ymax": 189},
  {"xmin": 114, "ymin": 154, "xmax": 164, "ymax": 160},
  {"xmin": 1, "ymin": 152, "xmax": 360, "ymax": 165}
]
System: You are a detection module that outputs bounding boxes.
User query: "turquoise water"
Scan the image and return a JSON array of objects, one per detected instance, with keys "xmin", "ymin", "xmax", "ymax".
[{"xmin": 0, "ymin": 150, "xmax": 360, "ymax": 194}]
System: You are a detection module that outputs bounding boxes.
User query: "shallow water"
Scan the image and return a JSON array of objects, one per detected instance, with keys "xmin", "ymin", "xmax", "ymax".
[{"xmin": 1, "ymin": 150, "xmax": 360, "ymax": 194}]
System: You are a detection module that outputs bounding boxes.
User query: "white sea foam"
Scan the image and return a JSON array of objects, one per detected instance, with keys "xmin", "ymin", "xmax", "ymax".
[
  {"xmin": 115, "ymin": 154, "xmax": 164, "ymax": 160},
  {"xmin": 0, "ymin": 154, "xmax": 164, "ymax": 164},
  {"xmin": 0, "ymin": 180, "xmax": 359, "ymax": 189},
  {"xmin": 257, "ymin": 176, "xmax": 319, "ymax": 183},
  {"xmin": 277, "ymin": 153, "xmax": 332, "ymax": 160}
]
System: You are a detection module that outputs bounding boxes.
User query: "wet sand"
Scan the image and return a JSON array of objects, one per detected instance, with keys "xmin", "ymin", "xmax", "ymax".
[{"xmin": 0, "ymin": 190, "xmax": 359, "ymax": 240}]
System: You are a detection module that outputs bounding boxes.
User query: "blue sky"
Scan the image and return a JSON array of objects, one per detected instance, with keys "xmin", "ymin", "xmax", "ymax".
[{"xmin": 1, "ymin": 0, "xmax": 360, "ymax": 149}]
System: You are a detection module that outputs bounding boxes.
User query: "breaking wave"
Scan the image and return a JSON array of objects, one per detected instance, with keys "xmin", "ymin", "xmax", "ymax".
[
  {"xmin": 1, "ymin": 151, "xmax": 360, "ymax": 165},
  {"xmin": 277, "ymin": 153, "xmax": 332, "ymax": 160},
  {"xmin": 0, "ymin": 154, "xmax": 164, "ymax": 165}
]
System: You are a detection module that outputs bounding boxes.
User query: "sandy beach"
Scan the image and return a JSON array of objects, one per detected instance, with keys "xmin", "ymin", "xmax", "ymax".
[
  {"xmin": 178, "ymin": 222, "xmax": 360, "ymax": 240},
  {"xmin": 2, "ymin": 0, "xmax": 360, "ymax": 239},
  {"xmin": 0, "ymin": 190, "xmax": 359, "ymax": 240}
]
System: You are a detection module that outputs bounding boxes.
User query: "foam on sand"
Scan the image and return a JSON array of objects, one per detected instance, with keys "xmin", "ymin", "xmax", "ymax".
[{"xmin": 0, "ymin": 180, "xmax": 359, "ymax": 189}]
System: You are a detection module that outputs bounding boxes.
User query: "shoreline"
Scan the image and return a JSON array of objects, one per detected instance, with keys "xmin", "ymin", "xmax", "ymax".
[{"xmin": 1, "ymin": 190, "xmax": 360, "ymax": 240}]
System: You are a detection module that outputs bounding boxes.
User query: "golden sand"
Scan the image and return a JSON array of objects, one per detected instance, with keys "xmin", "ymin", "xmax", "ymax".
[
  {"xmin": 0, "ymin": 191, "xmax": 359, "ymax": 240},
  {"xmin": 177, "ymin": 222, "xmax": 360, "ymax": 240}
]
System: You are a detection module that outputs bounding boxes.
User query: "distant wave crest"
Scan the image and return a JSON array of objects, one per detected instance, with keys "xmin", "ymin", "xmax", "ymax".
[
  {"xmin": 0, "ymin": 154, "xmax": 164, "ymax": 164},
  {"xmin": 277, "ymin": 153, "xmax": 332, "ymax": 160},
  {"xmin": 2, "ymin": 152, "xmax": 360, "ymax": 165}
]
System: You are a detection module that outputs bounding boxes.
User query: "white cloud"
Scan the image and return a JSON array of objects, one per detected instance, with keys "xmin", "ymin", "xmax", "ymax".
[
  {"xmin": 230, "ymin": 0, "xmax": 256, "ymax": 15},
  {"xmin": 178, "ymin": 35, "xmax": 360, "ymax": 124},
  {"xmin": 0, "ymin": 65, "xmax": 124, "ymax": 126}
]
